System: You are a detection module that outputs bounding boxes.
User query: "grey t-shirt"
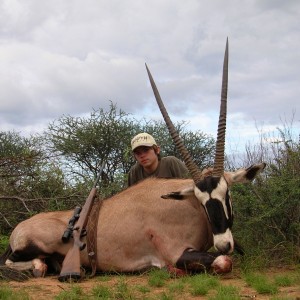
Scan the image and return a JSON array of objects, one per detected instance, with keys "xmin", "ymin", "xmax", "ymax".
[{"xmin": 128, "ymin": 156, "xmax": 188, "ymax": 186}]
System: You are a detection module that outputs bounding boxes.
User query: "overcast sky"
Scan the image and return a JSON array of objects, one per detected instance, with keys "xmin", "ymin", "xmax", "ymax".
[{"xmin": 1, "ymin": 0, "xmax": 299, "ymax": 152}]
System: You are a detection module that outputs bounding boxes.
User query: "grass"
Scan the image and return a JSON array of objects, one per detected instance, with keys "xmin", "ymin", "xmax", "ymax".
[
  {"xmin": 91, "ymin": 285, "xmax": 113, "ymax": 299},
  {"xmin": 1, "ymin": 266, "xmax": 299, "ymax": 299},
  {"xmin": 274, "ymin": 272, "xmax": 300, "ymax": 287},
  {"xmin": 0, "ymin": 285, "xmax": 30, "ymax": 300},
  {"xmin": 54, "ymin": 285, "xmax": 84, "ymax": 300},
  {"xmin": 157, "ymin": 291, "xmax": 175, "ymax": 300},
  {"xmin": 244, "ymin": 272, "xmax": 278, "ymax": 295},
  {"xmin": 186, "ymin": 273, "xmax": 219, "ymax": 296},
  {"xmin": 89, "ymin": 276, "xmax": 138, "ymax": 299},
  {"xmin": 167, "ymin": 280, "xmax": 185, "ymax": 294},
  {"xmin": 148, "ymin": 268, "xmax": 171, "ymax": 287},
  {"xmin": 134, "ymin": 284, "xmax": 151, "ymax": 294},
  {"xmin": 209, "ymin": 285, "xmax": 240, "ymax": 300},
  {"xmin": 114, "ymin": 276, "xmax": 133, "ymax": 299},
  {"xmin": 52, "ymin": 271, "xmax": 223, "ymax": 299}
]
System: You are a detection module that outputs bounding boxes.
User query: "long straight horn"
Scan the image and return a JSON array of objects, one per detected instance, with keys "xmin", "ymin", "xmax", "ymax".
[
  {"xmin": 145, "ymin": 63, "xmax": 203, "ymax": 183},
  {"xmin": 212, "ymin": 38, "xmax": 229, "ymax": 176}
]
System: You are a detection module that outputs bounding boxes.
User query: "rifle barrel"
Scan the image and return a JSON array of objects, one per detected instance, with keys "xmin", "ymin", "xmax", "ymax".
[{"xmin": 93, "ymin": 161, "xmax": 106, "ymax": 188}]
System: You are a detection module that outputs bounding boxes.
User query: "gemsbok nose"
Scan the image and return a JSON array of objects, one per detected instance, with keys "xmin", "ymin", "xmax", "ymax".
[
  {"xmin": 214, "ymin": 228, "xmax": 234, "ymax": 254},
  {"xmin": 224, "ymin": 242, "xmax": 233, "ymax": 254}
]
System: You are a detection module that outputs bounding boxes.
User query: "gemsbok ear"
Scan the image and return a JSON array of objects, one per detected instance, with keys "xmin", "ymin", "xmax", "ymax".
[
  {"xmin": 161, "ymin": 186, "xmax": 195, "ymax": 200},
  {"xmin": 224, "ymin": 163, "xmax": 266, "ymax": 185}
]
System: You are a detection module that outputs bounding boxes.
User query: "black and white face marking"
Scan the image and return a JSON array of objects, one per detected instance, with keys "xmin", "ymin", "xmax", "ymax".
[
  {"xmin": 161, "ymin": 164, "xmax": 266, "ymax": 253},
  {"xmin": 194, "ymin": 176, "xmax": 234, "ymax": 254}
]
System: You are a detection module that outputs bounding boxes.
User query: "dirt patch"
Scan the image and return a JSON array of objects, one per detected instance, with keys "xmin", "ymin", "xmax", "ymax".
[{"xmin": 2, "ymin": 267, "xmax": 300, "ymax": 299}]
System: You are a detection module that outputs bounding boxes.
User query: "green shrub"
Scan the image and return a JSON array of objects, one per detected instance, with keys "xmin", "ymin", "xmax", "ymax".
[
  {"xmin": 231, "ymin": 127, "xmax": 300, "ymax": 265},
  {"xmin": 0, "ymin": 236, "xmax": 9, "ymax": 253}
]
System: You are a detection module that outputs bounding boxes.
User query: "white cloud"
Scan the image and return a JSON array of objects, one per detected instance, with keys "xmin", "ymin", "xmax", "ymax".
[{"xmin": 0, "ymin": 0, "xmax": 299, "ymax": 149}]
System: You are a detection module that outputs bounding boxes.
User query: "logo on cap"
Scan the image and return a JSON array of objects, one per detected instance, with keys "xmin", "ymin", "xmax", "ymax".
[{"xmin": 131, "ymin": 133, "xmax": 157, "ymax": 151}]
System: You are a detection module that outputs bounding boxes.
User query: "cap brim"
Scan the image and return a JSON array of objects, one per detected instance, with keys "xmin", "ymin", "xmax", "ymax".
[{"xmin": 132, "ymin": 143, "xmax": 154, "ymax": 151}]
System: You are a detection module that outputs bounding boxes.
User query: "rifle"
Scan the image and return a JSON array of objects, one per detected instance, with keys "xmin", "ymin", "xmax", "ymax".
[{"xmin": 58, "ymin": 163, "xmax": 105, "ymax": 282}]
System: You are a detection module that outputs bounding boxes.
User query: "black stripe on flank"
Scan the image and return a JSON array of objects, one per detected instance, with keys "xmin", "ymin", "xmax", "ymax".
[{"xmin": 8, "ymin": 241, "xmax": 48, "ymax": 262}]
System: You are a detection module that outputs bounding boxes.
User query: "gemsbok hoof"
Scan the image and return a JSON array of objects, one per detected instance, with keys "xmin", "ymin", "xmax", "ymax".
[
  {"xmin": 211, "ymin": 255, "xmax": 232, "ymax": 274},
  {"xmin": 32, "ymin": 259, "xmax": 47, "ymax": 277}
]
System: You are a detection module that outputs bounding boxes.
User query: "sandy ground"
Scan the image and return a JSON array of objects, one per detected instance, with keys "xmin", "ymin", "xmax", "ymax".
[{"xmin": 1, "ymin": 267, "xmax": 300, "ymax": 299}]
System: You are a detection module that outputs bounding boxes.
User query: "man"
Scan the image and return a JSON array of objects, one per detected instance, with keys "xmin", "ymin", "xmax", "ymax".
[{"xmin": 128, "ymin": 132, "xmax": 189, "ymax": 186}]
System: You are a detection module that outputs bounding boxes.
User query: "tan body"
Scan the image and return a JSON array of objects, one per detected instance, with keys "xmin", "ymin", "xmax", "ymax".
[
  {"xmin": 96, "ymin": 178, "xmax": 212, "ymax": 271},
  {"xmin": 5, "ymin": 178, "xmax": 213, "ymax": 275}
]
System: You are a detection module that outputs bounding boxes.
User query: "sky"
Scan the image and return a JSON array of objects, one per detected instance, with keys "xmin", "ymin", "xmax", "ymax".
[{"xmin": 1, "ymin": 0, "xmax": 299, "ymax": 153}]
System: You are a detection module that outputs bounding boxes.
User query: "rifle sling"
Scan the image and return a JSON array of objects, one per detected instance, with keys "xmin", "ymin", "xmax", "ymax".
[{"xmin": 86, "ymin": 197, "xmax": 102, "ymax": 277}]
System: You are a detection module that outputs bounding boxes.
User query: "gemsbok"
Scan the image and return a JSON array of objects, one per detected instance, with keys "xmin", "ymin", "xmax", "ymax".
[{"xmin": 0, "ymin": 39, "xmax": 265, "ymax": 280}]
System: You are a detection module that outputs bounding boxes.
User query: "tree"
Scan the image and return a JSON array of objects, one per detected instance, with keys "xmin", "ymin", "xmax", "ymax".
[
  {"xmin": 46, "ymin": 103, "xmax": 136, "ymax": 192},
  {"xmin": 46, "ymin": 103, "xmax": 216, "ymax": 193},
  {"xmin": 0, "ymin": 131, "xmax": 79, "ymax": 234},
  {"xmin": 0, "ymin": 131, "xmax": 43, "ymax": 196}
]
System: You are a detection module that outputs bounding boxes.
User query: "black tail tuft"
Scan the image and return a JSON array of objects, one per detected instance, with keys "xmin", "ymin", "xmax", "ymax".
[
  {"xmin": 0, "ymin": 245, "xmax": 12, "ymax": 265},
  {"xmin": 0, "ymin": 266, "xmax": 32, "ymax": 281}
]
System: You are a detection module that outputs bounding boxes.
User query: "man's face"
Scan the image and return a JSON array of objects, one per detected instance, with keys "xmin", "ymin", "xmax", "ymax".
[{"xmin": 133, "ymin": 146, "xmax": 160, "ymax": 169}]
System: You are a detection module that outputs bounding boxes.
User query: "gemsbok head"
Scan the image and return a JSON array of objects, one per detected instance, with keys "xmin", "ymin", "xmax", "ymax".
[{"xmin": 145, "ymin": 38, "xmax": 266, "ymax": 254}]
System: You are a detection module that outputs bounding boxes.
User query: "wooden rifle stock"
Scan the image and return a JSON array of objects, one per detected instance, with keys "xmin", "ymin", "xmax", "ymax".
[{"xmin": 58, "ymin": 164, "xmax": 104, "ymax": 282}]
